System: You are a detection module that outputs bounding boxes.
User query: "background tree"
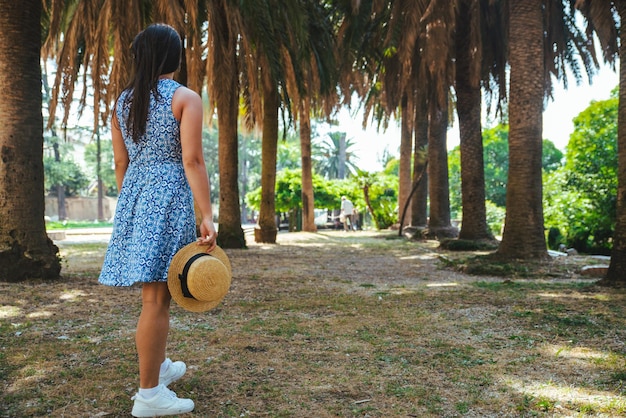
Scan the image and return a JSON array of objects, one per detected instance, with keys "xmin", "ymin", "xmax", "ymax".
[
  {"xmin": 206, "ymin": 0, "xmax": 246, "ymax": 248},
  {"xmin": 84, "ymin": 139, "xmax": 116, "ymax": 196},
  {"xmin": 247, "ymin": 168, "xmax": 338, "ymax": 228},
  {"xmin": 0, "ymin": 0, "xmax": 61, "ymax": 281},
  {"xmin": 290, "ymin": 0, "xmax": 338, "ymax": 233},
  {"xmin": 44, "ymin": 146, "xmax": 90, "ymax": 198},
  {"xmin": 313, "ymin": 132, "xmax": 359, "ymax": 179},
  {"xmin": 450, "ymin": 124, "xmax": 564, "ymax": 214},
  {"xmin": 544, "ymin": 92, "xmax": 617, "ymax": 253},
  {"xmin": 454, "ymin": 0, "xmax": 509, "ymax": 242},
  {"xmin": 352, "ymin": 171, "xmax": 398, "ymax": 230},
  {"xmin": 498, "ymin": 0, "xmax": 600, "ymax": 259}
]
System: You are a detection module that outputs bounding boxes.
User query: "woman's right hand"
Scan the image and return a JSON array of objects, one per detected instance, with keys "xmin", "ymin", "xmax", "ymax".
[{"xmin": 197, "ymin": 217, "xmax": 217, "ymax": 252}]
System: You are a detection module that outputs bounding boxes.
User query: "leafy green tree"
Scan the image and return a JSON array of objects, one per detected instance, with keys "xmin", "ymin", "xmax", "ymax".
[
  {"xmin": 544, "ymin": 92, "xmax": 618, "ymax": 253},
  {"xmin": 482, "ymin": 124, "xmax": 512, "ymax": 208},
  {"xmin": 277, "ymin": 132, "xmax": 302, "ymax": 172},
  {"xmin": 383, "ymin": 157, "xmax": 399, "ymax": 177},
  {"xmin": 43, "ymin": 155, "xmax": 89, "ymax": 197},
  {"xmin": 352, "ymin": 171, "xmax": 398, "ymax": 230},
  {"xmin": 84, "ymin": 140, "xmax": 116, "ymax": 196},
  {"xmin": 246, "ymin": 168, "xmax": 337, "ymax": 230},
  {"xmin": 449, "ymin": 124, "xmax": 564, "ymax": 217}
]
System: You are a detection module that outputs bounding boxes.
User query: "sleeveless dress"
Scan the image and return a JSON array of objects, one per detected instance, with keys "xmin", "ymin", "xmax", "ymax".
[{"xmin": 99, "ymin": 79, "xmax": 197, "ymax": 287}]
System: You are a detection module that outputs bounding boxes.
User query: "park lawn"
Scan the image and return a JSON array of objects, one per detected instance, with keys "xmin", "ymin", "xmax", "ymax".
[{"xmin": 1, "ymin": 230, "xmax": 625, "ymax": 417}]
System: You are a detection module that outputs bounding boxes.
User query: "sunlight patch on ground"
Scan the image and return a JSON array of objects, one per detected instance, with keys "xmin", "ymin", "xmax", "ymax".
[
  {"xmin": 387, "ymin": 287, "xmax": 419, "ymax": 295},
  {"xmin": 258, "ymin": 245, "xmax": 276, "ymax": 250},
  {"xmin": 536, "ymin": 292, "xmax": 612, "ymax": 301},
  {"xmin": 27, "ymin": 310, "xmax": 54, "ymax": 319},
  {"xmin": 426, "ymin": 282, "xmax": 460, "ymax": 288},
  {"xmin": 399, "ymin": 254, "xmax": 438, "ymax": 260},
  {"xmin": 0, "ymin": 305, "xmax": 21, "ymax": 319},
  {"xmin": 59, "ymin": 290, "xmax": 87, "ymax": 301},
  {"xmin": 543, "ymin": 344, "xmax": 610, "ymax": 361},
  {"xmin": 506, "ymin": 376, "xmax": 626, "ymax": 409}
]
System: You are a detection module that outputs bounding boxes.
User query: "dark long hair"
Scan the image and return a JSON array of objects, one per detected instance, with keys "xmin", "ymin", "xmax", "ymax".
[{"xmin": 124, "ymin": 24, "xmax": 182, "ymax": 143}]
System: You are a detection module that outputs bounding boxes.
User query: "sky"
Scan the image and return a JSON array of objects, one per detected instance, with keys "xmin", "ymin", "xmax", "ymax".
[{"xmin": 322, "ymin": 63, "xmax": 620, "ymax": 173}]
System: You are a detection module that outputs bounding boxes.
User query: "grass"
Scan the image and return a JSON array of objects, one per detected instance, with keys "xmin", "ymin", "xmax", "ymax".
[
  {"xmin": 46, "ymin": 220, "xmax": 113, "ymax": 230},
  {"xmin": 1, "ymin": 230, "xmax": 626, "ymax": 417}
]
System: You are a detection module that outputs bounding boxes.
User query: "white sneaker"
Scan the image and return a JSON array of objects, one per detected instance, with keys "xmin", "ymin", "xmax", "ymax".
[
  {"xmin": 159, "ymin": 358, "xmax": 186, "ymax": 386},
  {"xmin": 131, "ymin": 384, "xmax": 194, "ymax": 417}
]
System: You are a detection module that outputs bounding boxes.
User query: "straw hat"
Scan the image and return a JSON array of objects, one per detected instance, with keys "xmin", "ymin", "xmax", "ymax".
[{"xmin": 167, "ymin": 242, "xmax": 232, "ymax": 312}]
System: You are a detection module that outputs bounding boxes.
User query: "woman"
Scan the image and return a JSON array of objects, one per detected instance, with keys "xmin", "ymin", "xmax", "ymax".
[{"xmin": 99, "ymin": 23, "xmax": 216, "ymax": 417}]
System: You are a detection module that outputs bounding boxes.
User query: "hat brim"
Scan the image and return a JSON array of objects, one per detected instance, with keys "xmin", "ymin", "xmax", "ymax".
[{"xmin": 167, "ymin": 242, "xmax": 232, "ymax": 312}]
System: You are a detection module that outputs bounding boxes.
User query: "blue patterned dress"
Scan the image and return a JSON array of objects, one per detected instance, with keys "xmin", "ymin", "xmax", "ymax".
[{"xmin": 99, "ymin": 79, "xmax": 197, "ymax": 286}]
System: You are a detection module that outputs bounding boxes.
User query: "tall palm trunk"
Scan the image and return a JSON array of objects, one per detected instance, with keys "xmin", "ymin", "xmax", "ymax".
[
  {"xmin": 398, "ymin": 94, "xmax": 413, "ymax": 226},
  {"xmin": 216, "ymin": 62, "xmax": 245, "ymax": 248},
  {"xmin": 411, "ymin": 95, "xmax": 429, "ymax": 227},
  {"xmin": 299, "ymin": 100, "xmax": 317, "ymax": 232},
  {"xmin": 210, "ymin": 3, "xmax": 245, "ymax": 249},
  {"xmin": 497, "ymin": 0, "xmax": 548, "ymax": 259},
  {"xmin": 456, "ymin": 0, "xmax": 494, "ymax": 241},
  {"xmin": 255, "ymin": 76, "xmax": 279, "ymax": 243},
  {"xmin": 604, "ymin": 0, "xmax": 626, "ymax": 283},
  {"xmin": 427, "ymin": 97, "xmax": 454, "ymax": 238},
  {"xmin": 0, "ymin": 0, "xmax": 61, "ymax": 281},
  {"xmin": 338, "ymin": 133, "xmax": 347, "ymax": 179}
]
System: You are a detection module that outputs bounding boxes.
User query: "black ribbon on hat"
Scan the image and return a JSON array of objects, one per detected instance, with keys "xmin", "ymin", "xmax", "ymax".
[{"xmin": 179, "ymin": 253, "xmax": 212, "ymax": 299}]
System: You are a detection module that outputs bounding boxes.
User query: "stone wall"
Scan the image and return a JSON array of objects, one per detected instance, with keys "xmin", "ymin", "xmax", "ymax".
[{"xmin": 45, "ymin": 196, "xmax": 117, "ymax": 221}]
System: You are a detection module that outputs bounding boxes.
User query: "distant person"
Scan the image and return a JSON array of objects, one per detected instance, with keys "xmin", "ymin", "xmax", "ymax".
[
  {"xmin": 98, "ymin": 24, "xmax": 217, "ymax": 417},
  {"xmin": 341, "ymin": 196, "xmax": 354, "ymax": 232}
]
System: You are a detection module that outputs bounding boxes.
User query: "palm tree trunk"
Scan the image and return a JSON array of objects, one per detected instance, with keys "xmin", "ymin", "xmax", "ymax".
[
  {"xmin": 209, "ymin": 1, "xmax": 246, "ymax": 249},
  {"xmin": 604, "ymin": 0, "xmax": 626, "ymax": 284},
  {"xmin": 299, "ymin": 100, "xmax": 317, "ymax": 232},
  {"xmin": 398, "ymin": 93, "xmax": 413, "ymax": 227},
  {"xmin": 411, "ymin": 94, "xmax": 428, "ymax": 227},
  {"xmin": 255, "ymin": 75, "xmax": 279, "ymax": 243},
  {"xmin": 497, "ymin": 0, "xmax": 548, "ymax": 259},
  {"xmin": 427, "ymin": 96, "xmax": 454, "ymax": 238},
  {"xmin": 216, "ymin": 51, "xmax": 246, "ymax": 249},
  {"xmin": 456, "ymin": 0, "xmax": 494, "ymax": 241},
  {"xmin": 0, "ymin": 0, "xmax": 61, "ymax": 281},
  {"xmin": 52, "ymin": 141, "xmax": 67, "ymax": 220},
  {"xmin": 338, "ymin": 133, "xmax": 347, "ymax": 179}
]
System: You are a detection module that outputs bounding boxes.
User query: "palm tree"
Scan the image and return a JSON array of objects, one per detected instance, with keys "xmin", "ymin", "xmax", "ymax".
[
  {"xmin": 498, "ymin": 0, "xmax": 601, "ymax": 259},
  {"xmin": 497, "ymin": 0, "xmax": 547, "ymax": 258},
  {"xmin": 255, "ymin": 71, "xmax": 281, "ymax": 243},
  {"xmin": 411, "ymin": 97, "xmax": 429, "ymax": 227},
  {"xmin": 0, "ymin": 0, "xmax": 61, "ymax": 281},
  {"xmin": 454, "ymin": 0, "xmax": 499, "ymax": 241},
  {"xmin": 313, "ymin": 132, "xmax": 360, "ymax": 179},
  {"xmin": 293, "ymin": 0, "xmax": 338, "ymax": 233},
  {"xmin": 299, "ymin": 101, "xmax": 317, "ymax": 232},
  {"xmin": 421, "ymin": 1, "xmax": 456, "ymax": 238},
  {"xmin": 358, "ymin": 0, "xmax": 456, "ymax": 237},
  {"xmin": 206, "ymin": 0, "xmax": 246, "ymax": 248},
  {"xmin": 607, "ymin": 0, "xmax": 626, "ymax": 282},
  {"xmin": 234, "ymin": 0, "xmax": 314, "ymax": 243}
]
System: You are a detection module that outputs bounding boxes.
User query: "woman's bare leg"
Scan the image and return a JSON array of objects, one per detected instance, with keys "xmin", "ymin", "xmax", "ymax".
[{"xmin": 136, "ymin": 282, "xmax": 171, "ymax": 388}]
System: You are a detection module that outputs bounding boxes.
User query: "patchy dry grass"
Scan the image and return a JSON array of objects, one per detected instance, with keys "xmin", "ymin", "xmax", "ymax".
[{"xmin": 1, "ymin": 230, "xmax": 625, "ymax": 417}]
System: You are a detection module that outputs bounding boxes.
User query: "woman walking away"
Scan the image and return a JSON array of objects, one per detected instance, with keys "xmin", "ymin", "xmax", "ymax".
[{"xmin": 98, "ymin": 23, "xmax": 217, "ymax": 417}]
